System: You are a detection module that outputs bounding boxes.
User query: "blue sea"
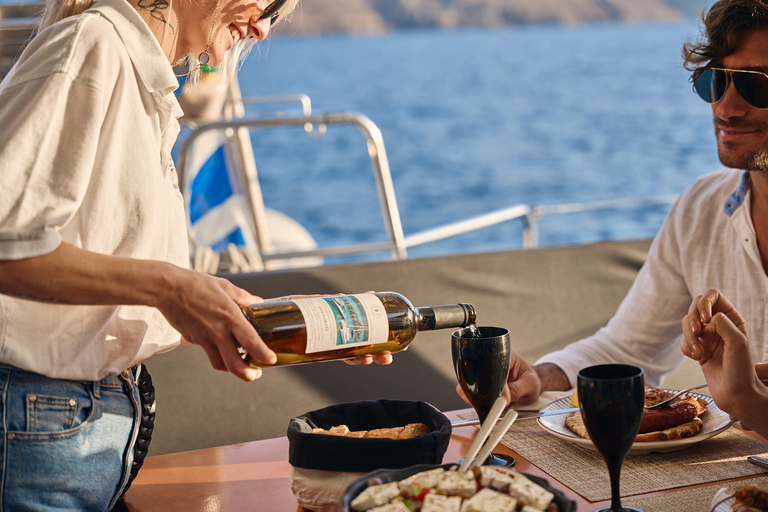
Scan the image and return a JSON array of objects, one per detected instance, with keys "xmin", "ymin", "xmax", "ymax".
[{"xmin": 213, "ymin": 19, "xmax": 720, "ymax": 261}]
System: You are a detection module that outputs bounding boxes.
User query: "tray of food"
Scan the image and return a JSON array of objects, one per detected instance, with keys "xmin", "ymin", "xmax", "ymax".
[{"xmin": 342, "ymin": 462, "xmax": 576, "ymax": 512}]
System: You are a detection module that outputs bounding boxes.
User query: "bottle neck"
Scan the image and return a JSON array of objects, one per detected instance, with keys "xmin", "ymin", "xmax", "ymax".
[{"xmin": 416, "ymin": 303, "xmax": 476, "ymax": 331}]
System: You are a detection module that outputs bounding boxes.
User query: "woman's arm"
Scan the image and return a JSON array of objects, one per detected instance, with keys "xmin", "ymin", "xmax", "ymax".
[{"xmin": 0, "ymin": 242, "xmax": 276, "ymax": 381}]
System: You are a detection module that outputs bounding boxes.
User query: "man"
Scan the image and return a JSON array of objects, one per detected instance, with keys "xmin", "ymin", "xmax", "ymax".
[{"xmin": 476, "ymin": 0, "xmax": 768, "ymax": 406}]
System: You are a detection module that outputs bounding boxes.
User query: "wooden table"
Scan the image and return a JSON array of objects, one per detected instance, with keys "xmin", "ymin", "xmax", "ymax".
[{"xmin": 120, "ymin": 409, "xmax": 762, "ymax": 511}]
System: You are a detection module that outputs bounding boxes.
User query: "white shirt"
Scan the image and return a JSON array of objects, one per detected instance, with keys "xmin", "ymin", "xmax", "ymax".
[
  {"xmin": 537, "ymin": 168, "xmax": 768, "ymax": 387},
  {"xmin": 0, "ymin": 0, "xmax": 188, "ymax": 380}
]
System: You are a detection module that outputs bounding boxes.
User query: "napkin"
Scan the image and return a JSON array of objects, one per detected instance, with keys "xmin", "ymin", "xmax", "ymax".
[
  {"xmin": 710, "ymin": 487, "xmax": 732, "ymax": 511},
  {"xmin": 287, "ymin": 399, "xmax": 452, "ymax": 512},
  {"xmin": 515, "ymin": 390, "xmax": 573, "ymax": 411}
]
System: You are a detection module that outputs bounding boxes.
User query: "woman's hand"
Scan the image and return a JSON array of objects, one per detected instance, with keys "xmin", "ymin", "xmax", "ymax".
[
  {"xmin": 680, "ymin": 289, "xmax": 747, "ymax": 363},
  {"xmin": 680, "ymin": 289, "xmax": 768, "ymax": 435},
  {"xmin": 343, "ymin": 352, "xmax": 394, "ymax": 365},
  {"xmin": 159, "ymin": 266, "xmax": 276, "ymax": 382}
]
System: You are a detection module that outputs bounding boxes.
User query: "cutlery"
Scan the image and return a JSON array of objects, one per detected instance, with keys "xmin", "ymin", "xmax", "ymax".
[
  {"xmin": 451, "ymin": 407, "xmax": 579, "ymax": 427},
  {"xmin": 458, "ymin": 396, "xmax": 508, "ymax": 473},
  {"xmin": 469, "ymin": 409, "xmax": 519, "ymax": 470},
  {"xmin": 644, "ymin": 383, "xmax": 708, "ymax": 409},
  {"xmin": 748, "ymin": 456, "xmax": 768, "ymax": 470}
]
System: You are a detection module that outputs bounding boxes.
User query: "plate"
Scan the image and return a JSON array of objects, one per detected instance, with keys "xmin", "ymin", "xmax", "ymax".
[
  {"xmin": 537, "ymin": 391, "xmax": 733, "ymax": 455},
  {"xmin": 710, "ymin": 495, "xmax": 735, "ymax": 512},
  {"xmin": 341, "ymin": 462, "xmax": 577, "ymax": 512}
]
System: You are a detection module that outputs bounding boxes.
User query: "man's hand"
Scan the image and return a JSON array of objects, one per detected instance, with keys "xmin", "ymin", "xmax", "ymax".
[{"xmin": 454, "ymin": 351, "xmax": 567, "ymax": 407}]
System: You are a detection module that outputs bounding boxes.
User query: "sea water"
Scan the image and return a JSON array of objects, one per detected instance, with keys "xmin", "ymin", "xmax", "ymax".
[{"xmin": 225, "ymin": 19, "xmax": 720, "ymax": 261}]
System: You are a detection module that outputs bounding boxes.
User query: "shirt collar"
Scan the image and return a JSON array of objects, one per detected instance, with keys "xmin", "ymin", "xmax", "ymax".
[
  {"xmin": 89, "ymin": 0, "xmax": 179, "ymax": 99},
  {"xmin": 724, "ymin": 169, "xmax": 751, "ymax": 216}
]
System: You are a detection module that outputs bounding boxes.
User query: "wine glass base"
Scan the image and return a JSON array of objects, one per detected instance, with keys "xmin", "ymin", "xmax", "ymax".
[
  {"xmin": 486, "ymin": 453, "xmax": 515, "ymax": 467},
  {"xmin": 458, "ymin": 453, "xmax": 515, "ymax": 468},
  {"xmin": 590, "ymin": 507, "xmax": 644, "ymax": 512}
]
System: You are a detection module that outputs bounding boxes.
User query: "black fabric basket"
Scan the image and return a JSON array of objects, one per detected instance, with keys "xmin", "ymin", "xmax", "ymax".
[{"xmin": 287, "ymin": 400, "xmax": 451, "ymax": 473}]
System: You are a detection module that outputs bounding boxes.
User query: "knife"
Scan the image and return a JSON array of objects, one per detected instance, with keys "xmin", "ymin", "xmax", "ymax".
[
  {"xmin": 747, "ymin": 456, "xmax": 768, "ymax": 470},
  {"xmin": 451, "ymin": 407, "xmax": 579, "ymax": 428}
]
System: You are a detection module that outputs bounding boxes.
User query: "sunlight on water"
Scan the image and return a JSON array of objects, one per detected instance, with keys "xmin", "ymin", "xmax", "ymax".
[{"xmin": 229, "ymin": 20, "xmax": 720, "ymax": 261}]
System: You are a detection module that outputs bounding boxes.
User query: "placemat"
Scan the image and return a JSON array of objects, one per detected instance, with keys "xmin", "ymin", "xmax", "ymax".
[
  {"xmin": 457, "ymin": 410, "xmax": 768, "ymax": 502},
  {"xmin": 623, "ymin": 475, "xmax": 768, "ymax": 512}
]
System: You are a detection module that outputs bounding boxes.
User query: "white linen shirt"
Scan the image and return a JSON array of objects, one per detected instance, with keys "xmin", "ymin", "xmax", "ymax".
[
  {"xmin": 537, "ymin": 168, "xmax": 768, "ymax": 387},
  {"xmin": 0, "ymin": 0, "xmax": 188, "ymax": 380}
]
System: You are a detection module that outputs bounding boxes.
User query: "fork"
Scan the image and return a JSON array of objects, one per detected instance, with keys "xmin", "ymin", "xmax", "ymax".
[{"xmin": 644, "ymin": 383, "xmax": 708, "ymax": 409}]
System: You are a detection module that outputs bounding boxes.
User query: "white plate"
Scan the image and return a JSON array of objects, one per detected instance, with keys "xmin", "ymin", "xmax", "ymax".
[
  {"xmin": 710, "ymin": 495, "xmax": 735, "ymax": 512},
  {"xmin": 537, "ymin": 391, "xmax": 733, "ymax": 455}
]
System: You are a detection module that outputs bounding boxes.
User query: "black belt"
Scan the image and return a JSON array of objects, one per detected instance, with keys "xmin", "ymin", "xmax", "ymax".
[{"xmin": 120, "ymin": 363, "xmax": 155, "ymax": 501}]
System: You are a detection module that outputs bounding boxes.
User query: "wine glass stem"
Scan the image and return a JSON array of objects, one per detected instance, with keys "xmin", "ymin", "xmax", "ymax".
[{"xmin": 608, "ymin": 462, "xmax": 623, "ymax": 512}]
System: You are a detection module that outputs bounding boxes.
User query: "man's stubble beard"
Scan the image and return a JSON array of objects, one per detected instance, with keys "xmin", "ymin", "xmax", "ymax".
[
  {"xmin": 718, "ymin": 142, "xmax": 768, "ymax": 170},
  {"xmin": 715, "ymin": 118, "xmax": 768, "ymax": 171}
]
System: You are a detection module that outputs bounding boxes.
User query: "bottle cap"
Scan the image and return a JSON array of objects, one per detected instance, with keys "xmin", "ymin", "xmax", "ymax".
[{"xmin": 431, "ymin": 303, "xmax": 476, "ymax": 328}]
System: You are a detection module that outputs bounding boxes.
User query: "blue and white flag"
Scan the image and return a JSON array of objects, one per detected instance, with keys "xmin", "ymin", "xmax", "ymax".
[{"xmin": 183, "ymin": 131, "xmax": 258, "ymax": 254}]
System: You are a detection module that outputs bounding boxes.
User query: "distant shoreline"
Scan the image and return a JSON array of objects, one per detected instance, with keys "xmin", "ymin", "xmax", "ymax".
[{"xmin": 276, "ymin": 0, "xmax": 711, "ymax": 36}]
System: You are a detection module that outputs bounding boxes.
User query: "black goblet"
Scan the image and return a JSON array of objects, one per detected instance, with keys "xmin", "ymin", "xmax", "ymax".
[
  {"xmin": 578, "ymin": 364, "xmax": 645, "ymax": 512},
  {"xmin": 452, "ymin": 326, "xmax": 514, "ymax": 467}
]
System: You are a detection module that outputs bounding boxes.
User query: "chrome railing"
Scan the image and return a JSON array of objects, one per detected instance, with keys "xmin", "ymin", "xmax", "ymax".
[{"xmin": 177, "ymin": 97, "xmax": 677, "ymax": 271}]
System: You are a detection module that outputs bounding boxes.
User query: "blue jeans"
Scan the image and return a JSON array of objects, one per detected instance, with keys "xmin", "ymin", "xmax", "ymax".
[{"xmin": 0, "ymin": 364, "xmax": 141, "ymax": 511}]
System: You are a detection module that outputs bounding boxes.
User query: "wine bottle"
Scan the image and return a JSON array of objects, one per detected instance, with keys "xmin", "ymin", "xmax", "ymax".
[{"xmin": 239, "ymin": 292, "xmax": 476, "ymax": 367}]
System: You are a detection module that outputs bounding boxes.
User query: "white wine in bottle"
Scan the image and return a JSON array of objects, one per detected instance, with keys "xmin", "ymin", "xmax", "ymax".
[{"xmin": 239, "ymin": 292, "xmax": 476, "ymax": 367}]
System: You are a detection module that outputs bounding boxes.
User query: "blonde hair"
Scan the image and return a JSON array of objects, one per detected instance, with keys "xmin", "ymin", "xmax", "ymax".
[
  {"xmin": 36, "ymin": 0, "xmax": 300, "ymax": 81},
  {"xmin": 187, "ymin": 0, "xmax": 300, "ymax": 83},
  {"xmin": 38, "ymin": 0, "xmax": 94, "ymax": 32}
]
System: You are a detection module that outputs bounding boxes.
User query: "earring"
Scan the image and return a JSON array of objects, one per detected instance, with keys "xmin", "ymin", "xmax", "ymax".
[{"xmin": 175, "ymin": 0, "xmax": 221, "ymax": 78}]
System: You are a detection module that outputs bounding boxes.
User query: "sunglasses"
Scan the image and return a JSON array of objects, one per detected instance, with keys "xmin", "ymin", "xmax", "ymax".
[
  {"xmin": 693, "ymin": 67, "xmax": 768, "ymax": 109},
  {"xmin": 257, "ymin": 0, "xmax": 289, "ymax": 26}
]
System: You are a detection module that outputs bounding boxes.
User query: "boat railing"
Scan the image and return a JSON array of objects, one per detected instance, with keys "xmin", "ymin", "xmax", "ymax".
[{"xmin": 177, "ymin": 95, "xmax": 678, "ymax": 271}]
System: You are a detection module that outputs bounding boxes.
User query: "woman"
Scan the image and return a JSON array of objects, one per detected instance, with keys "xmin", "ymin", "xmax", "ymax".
[
  {"xmin": 0, "ymin": 0, "xmax": 393, "ymax": 509},
  {"xmin": 681, "ymin": 289, "xmax": 768, "ymax": 440}
]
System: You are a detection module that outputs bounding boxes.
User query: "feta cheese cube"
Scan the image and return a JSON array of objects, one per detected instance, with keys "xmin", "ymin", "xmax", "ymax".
[
  {"xmin": 507, "ymin": 473, "xmax": 554, "ymax": 511},
  {"xmin": 398, "ymin": 468, "xmax": 446, "ymax": 493},
  {"xmin": 421, "ymin": 493, "xmax": 462, "ymax": 512},
  {"xmin": 368, "ymin": 501, "xmax": 411, "ymax": 512},
  {"xmin": 350, "ymin": 481, "xmax": 400, "ymax": 511},
  {"xmin": 435, "ymin": 470, "xmax": 477, "ymax": 499},
  {"xmin": 478, "ymin": 466, "xmax": 514, "ymax": 492},
  {"xmin": 461, "ymin": 487, "xmax": 517, "ymax": 512}
]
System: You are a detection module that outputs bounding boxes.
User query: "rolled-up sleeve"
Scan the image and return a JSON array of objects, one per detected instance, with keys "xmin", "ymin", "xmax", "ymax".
[{"xmin": 0, "ymin": 66, "xmax": 103, "ymax": 259}]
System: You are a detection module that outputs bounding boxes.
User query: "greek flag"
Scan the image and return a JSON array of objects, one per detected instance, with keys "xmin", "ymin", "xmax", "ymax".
[{"xmin": 183, "ymin": 130, "xmax": 258, "ymax": 254}]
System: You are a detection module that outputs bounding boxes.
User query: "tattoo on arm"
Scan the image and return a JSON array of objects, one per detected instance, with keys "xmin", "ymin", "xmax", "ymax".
[{"xmin": 137, "ymin": 0, "xmax": 175, "ymax": 32}]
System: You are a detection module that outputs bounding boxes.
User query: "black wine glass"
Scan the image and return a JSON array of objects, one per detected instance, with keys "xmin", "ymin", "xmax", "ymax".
[
  {"xmin": 452, "ymin": 326, "xmax": 514, "ymax": 467},
  {"xmin": 577, "ymin": 364, "xmax": 645, "ymax": 512}
]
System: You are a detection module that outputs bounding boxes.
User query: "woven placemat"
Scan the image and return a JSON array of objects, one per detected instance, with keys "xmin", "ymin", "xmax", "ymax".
[
  {"xmin": 623, "ymin": 475, "xmax": 768, "ymax": 512},
  {"xmin": 457, "ymin": 410, "xmax": 768, "ymax": 502},
  {"xmin": 500, "ymin": 419, "xmax": 768, "ymax": 502}
]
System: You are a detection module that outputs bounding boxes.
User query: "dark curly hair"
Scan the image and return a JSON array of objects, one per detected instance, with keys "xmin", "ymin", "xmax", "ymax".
[{"xmin": 684, "ymin": 0, "xmax": 768, "ymax": 81}]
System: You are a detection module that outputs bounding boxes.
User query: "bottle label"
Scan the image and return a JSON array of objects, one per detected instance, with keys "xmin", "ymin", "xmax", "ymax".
[{"xmin": 294, "ymin": 294, "xmax": 389, "ymax": 354}]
